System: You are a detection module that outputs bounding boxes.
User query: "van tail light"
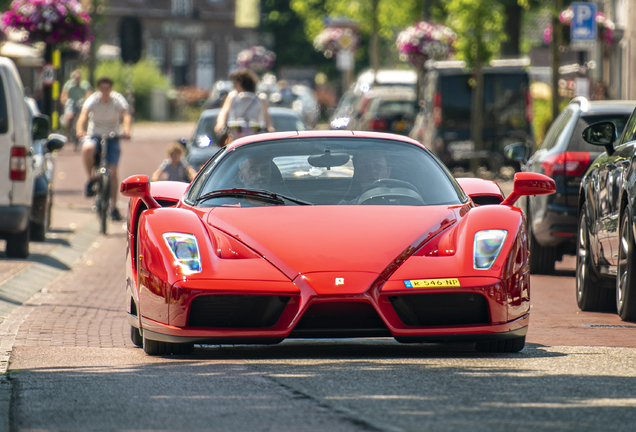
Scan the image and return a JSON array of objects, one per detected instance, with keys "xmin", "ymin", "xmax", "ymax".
[
  {"xmin": 369, "ymin": 119, "xmax": 389, "ymax": 131},
  {"xmin": 525, "ymin": 90, "xmax": 533, "ymax": 123},
  {"xmin": 433, "ymin": 92, "xmax": 442, "ymax": 126},
  {"xmin": 10, "ymin": 146, "xmax": 27, "ymax": 181},
  {"xmin": 540, "ymin": 152, "xmax": 590, "ymax": 177}
]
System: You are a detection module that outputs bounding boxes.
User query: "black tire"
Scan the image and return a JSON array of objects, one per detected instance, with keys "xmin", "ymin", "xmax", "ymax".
[
  {"xmin": 5, "ymin": 226, "xmax": 29, "ymax": 258},
  {"xmin": 143, "ymin": 335, "xmax": 167, "ymax": 356},
  {"xmin": 527, "ymin": 201, "xmax": 556, "ymax": 274},
  {"xmin": 577, "ymin": 203, "xmax": 615, "ymax": 311},
  {"xmin": 31, "ymin": 193, "xmax": 50, "ymax": 242},
  {"xmin": 616, "ymin": 208, "xmax": 636, "ymax": 321},
  {"xmin": 130, "ymin": 326, "xmax": 143, "ymax": 347},
  {"xmin": 168, "ymin": 342, "xmax": 195, "ymax": 355},
  {"xmin": 475, "ymin": 336, "xmax": 525, "ymax": 353},
  {"xmin": 98, "ymin": 172, "xmax": 110, "ymax": 235}
]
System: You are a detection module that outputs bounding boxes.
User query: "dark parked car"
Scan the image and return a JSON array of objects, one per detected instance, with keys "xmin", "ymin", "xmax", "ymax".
[
  {"xmin": 186, "ymin": 107, "xmax": 307, "ymax": 170},
  {"xmin": 506, "ymin": 97, "xmax": 635, "ymax": 275},
  {"xmin": 410, "ymin": 60, "xmax": 533, "ymax": 173},
  {"xmin": 576, "ymin": 106, "xmax": 636, "ymax": 321},
  {"xmin": 346, "ymin": 86, "xmax": 418, "ymax": 135}
]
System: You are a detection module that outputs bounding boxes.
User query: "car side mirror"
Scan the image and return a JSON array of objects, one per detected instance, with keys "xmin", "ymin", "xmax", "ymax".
[
  {"xmin": 178, "ymin": 137, "xmax": 187, "ymax": 148},
  {"xmin": 582, "ymin": 121, "xmax": 617, "ymax": 156},
  {"xmin": 500, "ymin": 172, "xmax": 556, "ymax": 206},
  {"xmin": 120, "ymin": 175, "xmax": 161, "ymax": 209},
  {"xmin": 504, "ymin": 142, "xmax": 529, "ymax": 162},
  {"xmin": 46, "ymin": 133, "xmax": 66, "ymax": 152},
  {"xmin": 32, "ymin": 114, "xmax": 50, "ymax": 141}
]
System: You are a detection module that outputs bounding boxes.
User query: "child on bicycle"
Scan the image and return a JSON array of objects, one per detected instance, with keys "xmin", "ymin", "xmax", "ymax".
[{"xmin": 151, "ymin": 142, "xmax": 197, "ymax": 183}]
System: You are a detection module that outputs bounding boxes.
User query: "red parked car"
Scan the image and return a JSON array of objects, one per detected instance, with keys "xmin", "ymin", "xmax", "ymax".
[{"xmin": 121, "ymin": 131, "xmax": 554, "ymax": 355}]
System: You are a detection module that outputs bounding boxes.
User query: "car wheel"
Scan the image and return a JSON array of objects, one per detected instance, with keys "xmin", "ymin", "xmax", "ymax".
[
  {"xmin": 475, "ymin": 336, "xmax": 525, "ymax": 353},
  {"xmin": 130, "ymin": 326, "xmax": 143, "ymax": 347},
  {"xmin": 616, "ymin": 208, "xmax": 636, "ymax": 321},
  {"xmin": 31, "ymin": 195, "xmax": 50, "ymax": 242},
  {"xmin": 143, "ymin": 335, "xmax": 167, "ymax": 356},
  {"xmin": 577, "ymin": 203, "xmax": 615, "ymax": 311},
  {"xmin": 527, "ymin": 201, "xmax": 556, "ymax": 274},
  {"xmin": 5, "ymin": 226, "xmax": 29, "ymax": 258}
]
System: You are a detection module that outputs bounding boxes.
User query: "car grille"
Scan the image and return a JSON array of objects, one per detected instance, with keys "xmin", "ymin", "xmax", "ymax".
[
  {"xmin": 389, "ymin": 293, "xmax": 489, "ymax": 327},
  {"xmin": 290, "ymin": 302, "xmax": 391, "ymax": 337},
  {"xmin": 188, "ymin": 295, "xmax": 291, "ymax": 328}
]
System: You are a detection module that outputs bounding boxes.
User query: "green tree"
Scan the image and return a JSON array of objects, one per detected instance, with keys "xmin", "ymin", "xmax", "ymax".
[
  {"xmin": 261, "ymin": 0, "xmax": 334, "ymax": 76},
  {"xmin": 446, "ymin": 0, "xmax": 506, "ymax": 174}
]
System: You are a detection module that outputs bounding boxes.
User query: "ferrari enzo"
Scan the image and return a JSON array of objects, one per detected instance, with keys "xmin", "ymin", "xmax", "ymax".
[{"xmin": 121, "ymin": 131, "xmax": 555, "ymax": 355}]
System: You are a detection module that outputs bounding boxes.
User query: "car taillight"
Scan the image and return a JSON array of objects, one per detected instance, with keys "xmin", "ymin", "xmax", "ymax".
[
  {"xmin": 10, "ymin": 146, "xmax": 27, "ymax": 181},
  {"xmin": 540, "ymin": 152, "xmax": 590, "ymax": 177},
  {"xmin": 369, "ymin": 119, "xmax": 388, "ymax": 131},
  {"xmin": 525, "ymin": 90, "xmax": 533, "ymax": 123},
  {"xmin": 433, "ymin": 92, "xmax": 442, "ymax": 126}
]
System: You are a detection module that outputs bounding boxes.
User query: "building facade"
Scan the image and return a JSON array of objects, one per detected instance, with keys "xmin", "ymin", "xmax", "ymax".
[{"xmin": 98, "ymin": 0, "xmax": 264, "ymax": 89}]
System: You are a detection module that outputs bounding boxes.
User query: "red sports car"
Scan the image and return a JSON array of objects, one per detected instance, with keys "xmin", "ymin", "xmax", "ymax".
[{"xmin": 121, "ymin": 131, "xmax": 555, "ymax": 355}]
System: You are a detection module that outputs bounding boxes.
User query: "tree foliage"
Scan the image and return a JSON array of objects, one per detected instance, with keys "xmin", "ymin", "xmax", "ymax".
[{"xmin": 446, "ymin": 0, "xmax": 506, "ymax": 68}]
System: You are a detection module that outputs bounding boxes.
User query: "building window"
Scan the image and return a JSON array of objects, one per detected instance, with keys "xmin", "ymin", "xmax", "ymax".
[
  {"xmin": 196, "ymin": 41, "xmax": 214, "ymax": 90},
  {"xmin": 147, "ymin": 39, "xmax": 166, "ymax": 67},
  {"xmin": 172, "ymin": 40, "xmax": 189, "ymax": 86},
  {"xmin": 172, "ymin": 0, "xmax": 192, "ymax": 16}
]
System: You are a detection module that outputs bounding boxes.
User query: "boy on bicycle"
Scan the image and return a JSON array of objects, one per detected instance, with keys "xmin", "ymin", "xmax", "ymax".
[{"xmin": 76, "ymin": 76, "xmax": 132, "ymax": 221}]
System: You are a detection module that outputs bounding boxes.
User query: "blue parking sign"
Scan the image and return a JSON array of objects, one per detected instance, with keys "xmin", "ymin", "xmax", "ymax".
[{"xmin": 571, "ymin": 2, "xmax": 597, "ymax": 41}]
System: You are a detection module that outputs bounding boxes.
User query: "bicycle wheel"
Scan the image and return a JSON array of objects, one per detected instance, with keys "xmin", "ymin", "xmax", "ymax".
[{"xmin": 98, "ymin": 171, "xmax": 110, "ymax": 234}]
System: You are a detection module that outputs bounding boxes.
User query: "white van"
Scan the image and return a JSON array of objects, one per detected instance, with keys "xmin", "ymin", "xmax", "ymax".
[{"xmin": 0, "ymin": 56, "xmax": 63, "ymax": 258}]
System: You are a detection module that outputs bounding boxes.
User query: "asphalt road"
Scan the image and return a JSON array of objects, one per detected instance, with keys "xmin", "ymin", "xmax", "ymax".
[{"xmin": 1, "ymin": 124, "xmax": 635, "ymax": 431}]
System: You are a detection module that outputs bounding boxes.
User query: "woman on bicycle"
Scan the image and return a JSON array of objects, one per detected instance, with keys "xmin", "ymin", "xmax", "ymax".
[
  {"xmin": 214, "ymin": 69, "xmax": 274, "ymax": 144},
  {"xmin": 76, "ymin": 76, "xmax": 132, "ymax": 221}
]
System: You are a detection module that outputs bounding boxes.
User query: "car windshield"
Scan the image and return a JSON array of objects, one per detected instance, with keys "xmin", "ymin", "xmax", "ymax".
[
  {"xmin": 192, "ymin": 112, "xmax": 306, "ymax": 148},
  {"xmin": 192, "ymin": 137, "xmax": 464, "ymax": 207}
]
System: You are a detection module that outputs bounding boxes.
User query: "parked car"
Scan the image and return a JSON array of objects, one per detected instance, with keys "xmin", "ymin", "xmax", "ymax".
[
  {"xmin": 576, "ymin": 106, "xmax": 636, "ymax": 321},
  {"xmin": 25, "ymin": 97, "xmax": 65, "ymax": 241},
  {"xmin": 346, "ymin": 86, "xmax": 418, "ymax": 135},
  {"xmin": 0, "ymin": 56, "xmax": 64, "ymax": 258},
  {"xmin": 121, "ymin": 130, "xmax": 554, "ymax": 355},
  {"xmin": 410, "ymin": 60, "xmax": 533, "ymax": 173},
  {"xmin": 506, "ymin": 97, "xmax": 635, "ymax": 275},
  {"xmin": 186, "ymin": 107, "xmax": 307, "ymax": 171},
  {"xmin": 269, "ymin": 84, "xmax": 319, "ymax": 129},
  {"xmin": 331, "ymin": 69, "xmax": 417, "ymax": 129},
  {"xmin": 203, "ymin": 80, "xmax": 234, "ymax": 109}
]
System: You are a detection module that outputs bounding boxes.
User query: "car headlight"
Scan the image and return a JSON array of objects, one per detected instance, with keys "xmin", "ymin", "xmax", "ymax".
[
  {"xmin": 473, "ymin": 230, "xmax": 507, "ymax": 270},
  {"xmin": 163, "ymin": 233, "xmax": 202, "ymax": 274}
]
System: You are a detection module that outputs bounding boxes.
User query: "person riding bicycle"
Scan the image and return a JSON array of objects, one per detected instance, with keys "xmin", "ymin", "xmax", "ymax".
[
  {"xmin": 76, "ymin": 76, "xmax": 131, "ymax": 221},
  {"xmin": 61, "ymin": 69, "xmax": 92, "ymax": 143},
  {"xmin": 214, "ymin": 69, "xmax": 275, "ymax": 143}
]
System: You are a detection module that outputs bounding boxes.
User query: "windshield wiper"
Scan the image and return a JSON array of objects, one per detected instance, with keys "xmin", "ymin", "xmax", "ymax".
[{"xmin": 197, "ymin": 188, "xmax": 313, "ymax": 205}]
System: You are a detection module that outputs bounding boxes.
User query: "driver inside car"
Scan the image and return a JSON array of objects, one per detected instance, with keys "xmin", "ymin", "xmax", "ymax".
[
  {"xmin": 238, "ymin": 156, "xmax": 273, "ymax": 189},
  {"xmin": 339, "ymin": 152, "xmax": 392, "ymax": 204}
]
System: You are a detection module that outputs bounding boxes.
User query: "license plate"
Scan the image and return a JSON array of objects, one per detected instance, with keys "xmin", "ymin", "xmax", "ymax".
[{"xmin": 403, "ymin": 278, "xmax": 461, "ymax": 288}]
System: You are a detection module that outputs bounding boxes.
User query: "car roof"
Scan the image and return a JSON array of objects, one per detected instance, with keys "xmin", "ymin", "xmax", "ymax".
[
  {"xmin": 576, "ymin": 100, "xmax": 636, "ymax": 115},
  {"xmin": 357, "ymin": 69, "xmax": 417, "ymax": 86},
  {"xmin": 224, "ymin": 130, "xmax": 427, "ymax": 152}
]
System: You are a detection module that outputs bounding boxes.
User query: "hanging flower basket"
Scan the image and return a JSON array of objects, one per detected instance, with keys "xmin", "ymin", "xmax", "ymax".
[
  {"xmin": 236, "ymin": 46, "xmax": 276, "ymax": 73},
  {"xmin": 543, "ymin": 7, "xmax": 615, "ymax": 46},
  {"xmin": 313, "ymin": 27, "xmax": 360, "ymax": 59},
  {"xmin": 396, "ymin": 21, "xmax": 456, "ymax": 68},
  {"xmin": 1, "ymin": 0, "xmax": 92, "ymax": 45}
]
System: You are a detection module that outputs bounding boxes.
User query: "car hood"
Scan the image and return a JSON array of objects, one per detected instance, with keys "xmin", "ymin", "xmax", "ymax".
[{"xmin": 206, "ymin": 206, "xmax": 457, "ymax": 279}]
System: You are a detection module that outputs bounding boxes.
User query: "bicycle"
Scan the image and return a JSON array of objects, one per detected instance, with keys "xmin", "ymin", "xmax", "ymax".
[{"xmin": 92, "ymin": 133, "xmax": 119, "ymax": 235}]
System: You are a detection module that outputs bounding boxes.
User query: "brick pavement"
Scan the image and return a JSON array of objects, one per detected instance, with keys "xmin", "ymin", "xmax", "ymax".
[{"xmin": 10, "ymin": 228, "xmax": 134, "ymax": 349}]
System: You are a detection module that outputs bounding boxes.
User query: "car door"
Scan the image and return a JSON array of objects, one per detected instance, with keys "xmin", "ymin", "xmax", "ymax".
[
  {"xmin": 602, "ymin": 112, "xmax": 636, "ymax": 271},
  {"xmin": 526, "ymin": 108, "xmax": 574, "ymax": 238}
]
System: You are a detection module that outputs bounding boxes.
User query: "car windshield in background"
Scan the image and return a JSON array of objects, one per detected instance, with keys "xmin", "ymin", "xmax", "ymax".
[
  {"xmin": 570, "ymin": 114, "xmax": 631, "ymax": 152},
  {"xmin": 192, "ymin": 112, "xmax": 306, "ymax": 148},
  {"xmin": 193, "ymin": 138, "xmax": 464, "ymax": 207}
]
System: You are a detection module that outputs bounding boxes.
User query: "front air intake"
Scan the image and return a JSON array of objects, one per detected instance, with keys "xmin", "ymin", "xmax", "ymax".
[
  {"xmin": 188, "ymin": 295, "xmax": 290, "ymax": 328},
  {"xmin": 389, "ymin": 293, "xmax": 489, "ymax": 327},
  {"xmin": 290, "ymin": 302, "xmax": 391, "ymax": 338}
]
